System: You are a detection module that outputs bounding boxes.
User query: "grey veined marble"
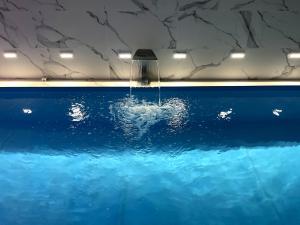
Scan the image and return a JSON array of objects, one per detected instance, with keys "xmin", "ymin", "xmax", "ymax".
[{"xmin": 0, "ymin": 0, "xmax": 300, "ymax": 80}]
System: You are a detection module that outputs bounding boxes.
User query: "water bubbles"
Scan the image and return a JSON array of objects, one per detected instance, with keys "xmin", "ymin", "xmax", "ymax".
[
  {"xmin": 68, "ymin": 103, "xmax": 89, "ymax": 122},
  {"xmin": 218, "ymin": 108, "xmax": 233, "ymax": 121},
  {"xmin": 109, "ymin": 97, "xmax": 188, "ymax": 138}
]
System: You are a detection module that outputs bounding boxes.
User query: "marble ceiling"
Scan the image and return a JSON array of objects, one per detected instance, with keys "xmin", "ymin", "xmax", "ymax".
[{"xmin": 0, "ymin": 0, "xmax": 300, "ymax": 81}]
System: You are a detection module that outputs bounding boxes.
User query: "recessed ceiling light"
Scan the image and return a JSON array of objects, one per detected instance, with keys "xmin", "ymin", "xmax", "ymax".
[
  {"xmin": 173, "ymin": 52, "xmax": 187, "ymax": 59},
  {"xmin": 230, "ymin": 52, "xmax": 246, "ymax": 59},
  {"xmin": 60, "ymin": 51, "xmax": 74, "ymax": 59},
  {"xmin": 118, "ymin": 52, "xmax": 132, "ymax": 59},
  {"xmin": 3, "ymin": 51, "xmax": 18, "ymax": 59},
  {"xmin": 288, "ymin": 52, "xmax": 300, "ymax": 59}
]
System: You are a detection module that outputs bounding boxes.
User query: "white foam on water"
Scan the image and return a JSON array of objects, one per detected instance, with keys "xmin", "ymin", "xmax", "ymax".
[
  {"xmin": 218, "ymin": 108, "xmax": 233, "ymax": 120},
  {"xmin": 109, "ymin": 97, "xmax": 188, "ymax": 138},
  {"xmin": 68, "ymin": 102, "xmax": 89, "ymax": 122}
]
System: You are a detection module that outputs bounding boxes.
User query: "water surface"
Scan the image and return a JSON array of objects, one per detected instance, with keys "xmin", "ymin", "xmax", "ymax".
[{"xmin": 0, "ymin": 87, "xmax": 300, "ymax": 225}]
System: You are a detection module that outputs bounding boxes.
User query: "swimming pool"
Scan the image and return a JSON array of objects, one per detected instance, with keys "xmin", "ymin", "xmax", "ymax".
[{"xmin": 0, "ymin": 87, "xmax": 300, "ymax": 225}]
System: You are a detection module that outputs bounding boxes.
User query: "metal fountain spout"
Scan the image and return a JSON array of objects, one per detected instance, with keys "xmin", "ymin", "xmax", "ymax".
[{"xmin": 132, "ymin": 49, "xmax": 158, "ymax": 86}]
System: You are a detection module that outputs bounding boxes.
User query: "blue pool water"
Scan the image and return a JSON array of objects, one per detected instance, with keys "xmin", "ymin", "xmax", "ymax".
[{"xmin": 0, "ymin": 87, "xmax": 300, "ymax": 225}]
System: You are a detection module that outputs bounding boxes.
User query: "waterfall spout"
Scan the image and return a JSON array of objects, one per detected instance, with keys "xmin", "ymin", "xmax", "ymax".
[{"xmin": 131, "ymin": 49, "xmax": 158, "ymax": 86}]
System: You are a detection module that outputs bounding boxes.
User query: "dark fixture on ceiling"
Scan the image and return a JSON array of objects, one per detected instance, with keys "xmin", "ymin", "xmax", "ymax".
[{"xmin": 133, "ymin": 49, "xmax": 158, "ymax": 86}]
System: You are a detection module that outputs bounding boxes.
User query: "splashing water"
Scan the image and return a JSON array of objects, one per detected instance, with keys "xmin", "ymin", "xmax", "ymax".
[
  {"xmin": 68, "ymin": 102, "xmax": 89, "ymax": 122},
  {"xmin": 218, "ymin": 108, "xmax": 233, "ymax": 120},
  {"xmin": 109, "ymin": 97, "xmax": 188, "ymax": 139}
]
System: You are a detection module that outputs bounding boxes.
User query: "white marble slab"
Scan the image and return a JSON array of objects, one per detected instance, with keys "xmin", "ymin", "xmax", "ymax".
[{"xmin": 0, "ymin": 0, "xmax": 300, "ymax": 80}]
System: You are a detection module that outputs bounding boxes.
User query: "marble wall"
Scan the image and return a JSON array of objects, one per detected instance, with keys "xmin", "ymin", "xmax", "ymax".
[{"xmin": 0, "ymin": 0, "xmax": 300, "ymax": 81}]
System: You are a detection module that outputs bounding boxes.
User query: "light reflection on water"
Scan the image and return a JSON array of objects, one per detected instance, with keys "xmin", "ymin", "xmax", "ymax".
[
  {"xmin": 22, "ymin": 108, "xmax": 32, "ymax": 114},
  {"xmin": 0, "ymin": 146, "xmax": 300, "ymax": 225},
  {"xmin": 109, "ymin": 97, "xmax": 188, "ymax": 138},
  {"xmin": 273, "ymin": 109, "xmax": 283, "ymax": 117}
]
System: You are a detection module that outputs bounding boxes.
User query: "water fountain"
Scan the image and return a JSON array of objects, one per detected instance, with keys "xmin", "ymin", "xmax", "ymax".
[
  {"xmin": 108, "ymin": 49, "xmax": 188, "ymax": 139},
  {"xmin": 130, "ymin": 49, "xmax": 161, "ymax": 105},
  {"xmin": 112, "ymin": 50, "xmax": 187, "ymax": 140}
]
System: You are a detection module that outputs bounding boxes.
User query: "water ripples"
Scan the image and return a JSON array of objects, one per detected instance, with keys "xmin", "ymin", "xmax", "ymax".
[{"xmin": 109, "ymin": 97, "xmax": 188, "ymax": 139}]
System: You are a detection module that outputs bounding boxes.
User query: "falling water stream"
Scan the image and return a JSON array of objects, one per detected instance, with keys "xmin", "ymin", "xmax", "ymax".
[
  {"xmin": 129, "ymin": 60, "xmax": 161, "ymax": 106},
  {"xmin": 130, "ymin": 60, "xmax": 133, "ymax": 98},
  {"xmin": 157, "ymin": 61, "xmax": 161, "ymax": 106}
]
